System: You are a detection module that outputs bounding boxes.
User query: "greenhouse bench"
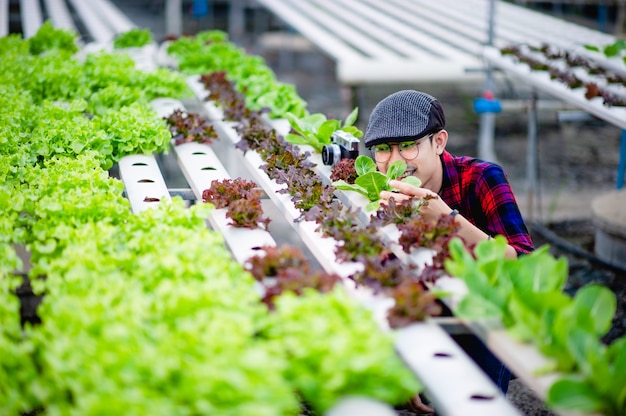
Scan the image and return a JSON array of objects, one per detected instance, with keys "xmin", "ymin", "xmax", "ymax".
[
  {"xmin": 7, "ymin": 0, "xmax": 136, "ymax": 43},
  {"xmin": 251, "ymin": 0, "xmax": 615, "ymax": 87}
]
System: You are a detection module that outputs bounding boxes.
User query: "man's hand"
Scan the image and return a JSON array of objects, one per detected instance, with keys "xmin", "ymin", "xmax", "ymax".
[
  {"xmin": 404, "ymin": 394, "xmax": 435, "ymax": 414},
  {"xmin": 381, "ymin": 180, "xmax": 453, "ymax": 223}
]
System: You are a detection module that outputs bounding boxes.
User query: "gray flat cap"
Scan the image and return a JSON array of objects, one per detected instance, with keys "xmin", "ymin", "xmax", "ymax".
[{"xmin": 364, "ymin": 90, "xmax": 446, "ymax": 147}]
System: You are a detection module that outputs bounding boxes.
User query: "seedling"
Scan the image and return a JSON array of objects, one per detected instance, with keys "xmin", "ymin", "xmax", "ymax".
[{"xmin": 332, "ymin": 156, "xmax": 421, "ymax": 211}]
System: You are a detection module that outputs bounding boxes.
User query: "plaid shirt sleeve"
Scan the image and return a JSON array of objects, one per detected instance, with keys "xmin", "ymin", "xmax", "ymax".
[{"xmin": 440, "ymin": 152, "xmax": 534, "ymax": 255}]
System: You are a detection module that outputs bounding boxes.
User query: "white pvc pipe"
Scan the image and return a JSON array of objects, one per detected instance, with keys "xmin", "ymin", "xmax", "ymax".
[
  {"xmin": 165, "ymin": 0, "xmax": 182, "ymax": 37},
  {"xmin": 20, "ymin": 0, "xmax": 43, "ymax": 38},
  {"xmin": 0, "ymin": 0, "xmax": 9, "ymax": 37},
  {"xmin": 43, "ymin": 0, "xmax": 77, "ymax": 32}
]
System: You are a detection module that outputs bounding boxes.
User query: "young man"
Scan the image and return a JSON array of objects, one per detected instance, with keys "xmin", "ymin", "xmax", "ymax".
[
  {"xmin": 366, "ymin": 89, "xmax": 534, "ymax": 258},
  {"xmin": 363, "ymin": 90, "xmax": 534, "ymax": 412}
]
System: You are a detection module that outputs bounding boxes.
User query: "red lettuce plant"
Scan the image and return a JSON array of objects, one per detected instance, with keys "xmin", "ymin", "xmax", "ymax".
[
  {"xmin": 164, "ymin": 109, "xmax": 218, "ymax": 145},
  {"xmin": 198, "ymin": 70, "xmax": 448, "ymax": 327},
  {"xmin": 245, "ymin": 245, "xmax": 342, "ymax": 309},
  {"xmin": 330, "ymin": 158, "xmax": 358, "ymax": 184},
  {"xmin": 202, "ymin": 178, "xmax": 270, "ymax": 230}
]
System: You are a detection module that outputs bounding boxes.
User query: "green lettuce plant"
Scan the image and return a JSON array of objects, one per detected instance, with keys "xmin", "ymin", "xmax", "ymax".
[
  {"xmin": 113, "ymin": 28, "xmax": 153, "ymax": 49},
  {"xmin": 333, "ymin": 155, "xmax": 421, "ymax": 210},
  {"xmin": 444, "ymin": 237, "xmax": 626, "ymax": 416},
  {"xmin": 260, "ymin": 287, "xmax": 421, "ymax": 413},
  {"xmin": 284, "ymin": 107, "xmax": 361, "ymax": 153},
  {"xmin": 28, "ymin": 20, "xmax": 79, "ymax": 55}
]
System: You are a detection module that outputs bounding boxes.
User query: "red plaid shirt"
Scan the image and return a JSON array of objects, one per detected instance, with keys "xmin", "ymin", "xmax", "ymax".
[{"xmin": 439, "ymin": 151, "xmax": 534, "ymax": 255}]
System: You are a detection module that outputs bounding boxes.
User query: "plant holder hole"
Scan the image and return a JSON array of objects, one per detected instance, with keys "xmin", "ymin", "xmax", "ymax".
[
  {"xmin": 469, "ymin": 394, "xmax": 495, "ymax": 401},
  {"xmin": 433, "ymin": 352, "xmax": 453, "ymax": 358},
  {"xmin": 138, "ymin": 179, "xmax": 155, "ymax": 183},
  {"xmin": 201, "ymin": 167, "xmax": 217, "ymax": 171},
  {"xmin": 132, "ymin": 162, "xmax": 148, "ymax": 166}
]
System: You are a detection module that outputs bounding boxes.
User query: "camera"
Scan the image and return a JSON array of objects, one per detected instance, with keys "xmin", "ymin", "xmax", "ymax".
[{"xmin": 321, "ymin": 130, "xmax": 360, "ymax": 166}]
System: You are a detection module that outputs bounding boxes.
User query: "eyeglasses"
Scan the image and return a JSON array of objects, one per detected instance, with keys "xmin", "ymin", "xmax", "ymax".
[{"xmin": 371, "ymin": 133, "xmax": 433, "ymax": 163}]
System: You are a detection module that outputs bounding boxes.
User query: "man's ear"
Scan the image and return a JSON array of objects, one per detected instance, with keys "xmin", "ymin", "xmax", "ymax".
[{"xmin": 434, "ymin": 130, "xmax": 448, "ymax": 154}]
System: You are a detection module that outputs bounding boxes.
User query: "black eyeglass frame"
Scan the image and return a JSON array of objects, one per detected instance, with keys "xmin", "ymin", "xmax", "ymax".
[{"xmin": 369, "ymin": 132, "xmax": 435, "ymax": 163}]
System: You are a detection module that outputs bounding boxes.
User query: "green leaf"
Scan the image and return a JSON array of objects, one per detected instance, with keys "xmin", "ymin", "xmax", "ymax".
[
  {"xmin": 340, "ymin": 125, "xmax": 363, "ymax": 138},
  {"xmin": 113, "ymin": 28, "xmax": 153, "ymax": 49},
  {"xmin": 607, "ymin": 338, "xmax": 626, "ymax": 414},
  {"xmin": 511, "ymin": 244, "xmax": 568, "ymax": 294},
  {"xmin": 456, "ymin": 293, "xmax": 503, "ymax": 321},
  {"xmin": 386, "ymin": 160, "xmax": 406, "ymax": 181},
  {"xmin": 547, "ymin": 378, "xmax": 605, "ymax": 413},
  {"xmin": 355, "ymin": 172, "xmax": 390, "ymax": 201},
  {"xmin": 284, "ymin": 133, "xmax": 310, "ymax": 146},
  {"xmin": 567, "ymin": 328, "xmax": 608, "ymax": 380},
  {"xmin": 507, "ymin": 293, "xmax": 542, "ymax": 342},
  {"xmin": 317, "ymin": 119, "xmax": 340, "ymax": 143},
  {"xmin": 332, "ymin": 180, "xmax": 370, "ymax": 199},
  {"xmin": 285, "ymin": 112, "xmax": 319, "ymax": 136},
  {"xmin": 608, "ymin": 337, "xmax": 626, "ymax": 384},
  {"xmin": 474, "ymin": 235, "xmax": 507, "ymax": 263},
  {"xmin": 603, "ymin": 39, "xmax": 626, "ymax": 57},
  {"xmin": 365, "ymin": 200, "xmax": 382, "ymax": 212},
  {"xmin": 571, "ymin": 284, "xmax": 616, "ymax": 336},
  {"xmin": 354, "ymin": 155, "xmax": 377, "ymax": 176},
  {"xmin": 444, "ymin": 238, "xmax": 476, "ymax": 277}
]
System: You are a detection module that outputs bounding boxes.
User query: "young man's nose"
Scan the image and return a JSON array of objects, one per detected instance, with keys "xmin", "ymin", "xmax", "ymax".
[{"xmin": 388, "ymin": 145, "xmax": 404, "ymax": 163}]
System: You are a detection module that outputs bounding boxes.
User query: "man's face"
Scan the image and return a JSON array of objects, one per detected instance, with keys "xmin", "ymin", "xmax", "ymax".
[{"xmin": 371, "ymin": 130, "xmax": 445, "ymax": 190}]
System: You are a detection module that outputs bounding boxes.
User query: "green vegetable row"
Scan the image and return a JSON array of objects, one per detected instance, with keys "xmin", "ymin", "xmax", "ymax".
[{"xmin": 0, "ymin": 24, "xmax": 420, "ymax": 414}]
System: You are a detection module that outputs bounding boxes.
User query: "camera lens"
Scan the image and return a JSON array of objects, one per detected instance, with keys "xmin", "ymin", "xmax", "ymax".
[{"xmin": 322, "ymin": 144, "xmax": 341, "ymax": 166}]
